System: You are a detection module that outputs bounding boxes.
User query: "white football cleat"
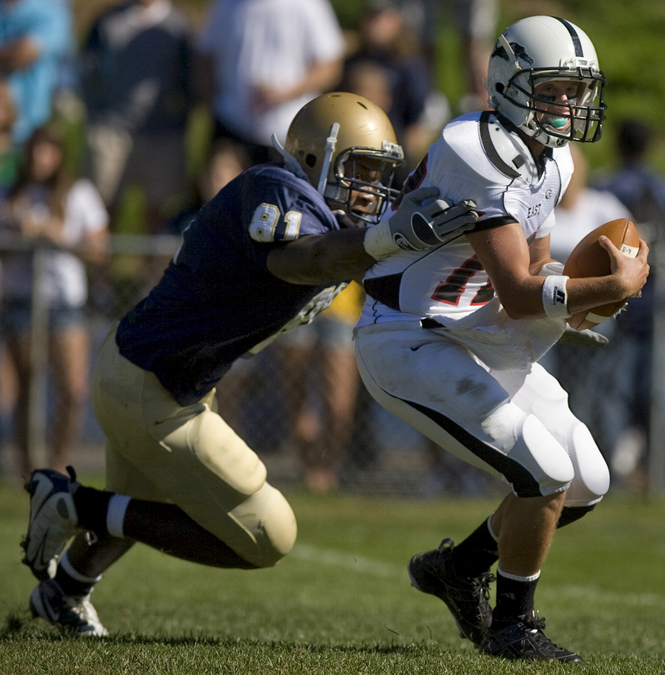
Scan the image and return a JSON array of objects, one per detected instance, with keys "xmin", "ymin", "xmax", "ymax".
[
  {"xmin": 30, "ymin": 579, "xmax": 108, "ymax": 637},
  {"xmin": 22, "ymin": 467, "xmax": 80, "ymax": 580}
]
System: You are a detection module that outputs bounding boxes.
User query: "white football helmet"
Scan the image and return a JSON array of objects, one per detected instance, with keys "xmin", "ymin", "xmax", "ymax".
[
  {"xmin": 487, "ymin": 16, "xmax": 607, "ymax": 148},
  {"xmin": 279, "ymin": 92, "xmax": 405, "ymax": 223}
]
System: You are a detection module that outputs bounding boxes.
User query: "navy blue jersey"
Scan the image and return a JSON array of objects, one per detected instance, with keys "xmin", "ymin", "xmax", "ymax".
[{"xmin": 116, "ymin": 164, "xmax": 342, "ymax": 405}]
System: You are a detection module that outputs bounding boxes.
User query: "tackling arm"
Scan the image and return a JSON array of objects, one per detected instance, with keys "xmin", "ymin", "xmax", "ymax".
[
  {"xmin": 266, "ymin": 228, "xmax": 373, "ymax": 285},
  {"xmin": 267, "ymin": 188, "xmax": 479, "ymax": 285}
]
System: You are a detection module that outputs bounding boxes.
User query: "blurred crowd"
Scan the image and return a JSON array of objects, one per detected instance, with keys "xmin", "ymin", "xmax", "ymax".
[{"xmin": 0, "ymin": 0, "xmax": 662, "ymax": 495}]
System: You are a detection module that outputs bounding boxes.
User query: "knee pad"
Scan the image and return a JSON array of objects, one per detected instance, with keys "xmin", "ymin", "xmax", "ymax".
[
  {"xmin": 505, "ymin": 413, "xmax": 575, "ymax": 497},
  {"xmin": 230, "ymin": 483, "xmax": 297, "ymax": 568},
  {"xmin": 563, "ymin": 422, "xmax": 610, "ymax": 505}
]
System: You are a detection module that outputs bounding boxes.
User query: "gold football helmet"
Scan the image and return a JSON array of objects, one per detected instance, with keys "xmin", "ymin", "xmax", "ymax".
[{"xmin": 282, "ymin": 92, "xmax": 405, "ymax": 222}]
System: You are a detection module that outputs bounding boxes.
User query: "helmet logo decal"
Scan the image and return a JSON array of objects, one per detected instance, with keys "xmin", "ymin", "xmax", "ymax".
[
  {"xmin": 491, "ymin": 42, "xmax": 533, "ymax": 65},
  {"xmin": 511, "ymin": 43, "xmax": 533, "ymax": 65}
]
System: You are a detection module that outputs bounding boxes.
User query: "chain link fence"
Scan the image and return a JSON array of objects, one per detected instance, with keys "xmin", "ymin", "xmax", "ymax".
[{"xmin": 1, "ymin": 233, "xmax": 663, "ymax": 497}]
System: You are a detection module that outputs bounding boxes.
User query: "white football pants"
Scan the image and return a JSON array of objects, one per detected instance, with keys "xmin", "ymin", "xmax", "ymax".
[{"xmin": 355, "ymin": 321, "xmax": 610, "ymax": 504}]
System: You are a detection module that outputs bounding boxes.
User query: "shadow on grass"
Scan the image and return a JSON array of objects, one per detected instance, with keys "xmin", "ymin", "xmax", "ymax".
[{"xmin": 1, "ymin": 611, "xmax": 434, "ymax": 655}]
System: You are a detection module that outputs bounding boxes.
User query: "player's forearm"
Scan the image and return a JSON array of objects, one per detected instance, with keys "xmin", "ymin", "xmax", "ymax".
[
  {"xmin": 498, "ymin": 269, "xmax": 643, "ymax": 321},
  {"xmin": 565, "ymin": 275, "xmax": 638, "ymax": 315},
  {"xmin": 266, "ymin": 229, "xmax": 374, "ymax": 285}
]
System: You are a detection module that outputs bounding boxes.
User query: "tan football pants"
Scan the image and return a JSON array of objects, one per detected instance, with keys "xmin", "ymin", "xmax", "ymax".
[{"xmin": 91, "ymin": 324, "xmax": 297, "ymax": 568}]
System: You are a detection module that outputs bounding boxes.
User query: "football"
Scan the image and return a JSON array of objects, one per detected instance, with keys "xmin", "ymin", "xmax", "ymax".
[{"xmin": 563, "ymin": 218, "xmax": 640, "ymax": 331}]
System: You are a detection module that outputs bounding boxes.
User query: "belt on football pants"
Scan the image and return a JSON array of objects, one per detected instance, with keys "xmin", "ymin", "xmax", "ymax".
[{"xmin": 363, "ymin": 277, "xmax": 448, "ymax": 331}]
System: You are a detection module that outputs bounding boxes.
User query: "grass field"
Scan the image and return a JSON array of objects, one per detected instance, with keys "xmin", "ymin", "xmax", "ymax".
[{"xmin": 1, "ymin": 478, "xmax": 664, "ymax": 674}]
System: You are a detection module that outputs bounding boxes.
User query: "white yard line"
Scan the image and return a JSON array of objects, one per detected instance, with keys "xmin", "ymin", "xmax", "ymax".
[
  {"xmin": 291, "ymin": 544, "xmax": 665, "ymax": 606},
  {"xmin": 291, "ymin": 543, "xmax": 405, "ymax": 579}
]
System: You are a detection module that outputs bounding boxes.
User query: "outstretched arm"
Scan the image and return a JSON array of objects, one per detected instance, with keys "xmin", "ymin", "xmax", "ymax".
[
  {"xmin": 266, "ymin": 227, "xmax": 373, "ymax": 285},
  {"xmin": 267, "ymin": 188, "xmax": 478, "ymax": 285}
]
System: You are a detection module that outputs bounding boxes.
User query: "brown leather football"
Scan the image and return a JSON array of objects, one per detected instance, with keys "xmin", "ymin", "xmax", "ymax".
[{"xmin": 563, "ymin": 218, "xmax": 640, "ymax": 331}]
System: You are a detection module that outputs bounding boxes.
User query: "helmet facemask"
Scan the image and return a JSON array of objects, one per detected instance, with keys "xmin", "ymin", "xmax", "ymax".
[
  {"xmin": 323, "ymin": 143, "xmax": 404, "ymax": 223},
  {"xmin": 501, "ymin": 68, "xmax": 606, "ymax": 147},
  {"xmin": 282, "ymin": 92, "xmax": 405, "ymax": 224}
]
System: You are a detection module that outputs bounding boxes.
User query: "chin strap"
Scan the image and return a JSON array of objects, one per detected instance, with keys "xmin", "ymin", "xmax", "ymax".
[{"xmin": 271, "ymin": 134, "xmax": 309, "ymax": 181}]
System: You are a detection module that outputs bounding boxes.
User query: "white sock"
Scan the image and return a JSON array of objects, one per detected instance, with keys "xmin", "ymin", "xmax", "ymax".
[
  {"xmin": 106, "ymin": 494, "xmax": 132, "ymax": 538},
  {"xmin": 59, "ymin": 550, "xmax": 103, "ymax": 584},
  {"xmin": 497, "ymin": 566, "xmax": 541, "ymax": 583}
]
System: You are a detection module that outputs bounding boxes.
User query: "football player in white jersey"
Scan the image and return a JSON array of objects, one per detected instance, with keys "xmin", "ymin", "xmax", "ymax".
[
  {"xmin": 20, "ymin": 93, "xmax": 478, "ymax": 636},
  {"xmin": 355, "ymin": 16, "xmax": 650, "ymax": 662}
]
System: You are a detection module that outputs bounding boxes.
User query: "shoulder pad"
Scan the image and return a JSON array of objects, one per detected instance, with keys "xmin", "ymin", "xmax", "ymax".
[{"xmin": 479, "ymin": 112, "xmax": 539, "ymax": 182}]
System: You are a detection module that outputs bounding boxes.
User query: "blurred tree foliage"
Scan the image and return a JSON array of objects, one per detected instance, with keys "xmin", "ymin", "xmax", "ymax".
[{"xmin": 329, "ymin": 0, "xmax": 665, "ymax": 174}]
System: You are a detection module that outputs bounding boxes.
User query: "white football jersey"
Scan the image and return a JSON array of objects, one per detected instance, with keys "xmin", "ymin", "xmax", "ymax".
[{"xmin": 360, "ymin": 111, "xmax": 574, "ymax": 330}]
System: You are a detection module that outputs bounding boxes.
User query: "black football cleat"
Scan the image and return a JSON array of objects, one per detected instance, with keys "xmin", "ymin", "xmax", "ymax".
[
  {"xmin": 408, "ymin": 538, "xmax": 494, "ymax": 646},
  {"xmin": 480, "ymin": 611, "xmax": 583, "ymax": 662}
]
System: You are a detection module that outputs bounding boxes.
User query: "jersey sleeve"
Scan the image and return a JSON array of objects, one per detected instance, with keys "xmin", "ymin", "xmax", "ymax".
[
  {"xmin": 199, "ymin": 166, "xmax": 339, "ymax": 272},
  {"xmin": 243, "ymin": 169, "xmax": 337, "ymax": 246},
  {"xmin": 537, "ymin": 211, "xmax": 556, "ymax": 239}
]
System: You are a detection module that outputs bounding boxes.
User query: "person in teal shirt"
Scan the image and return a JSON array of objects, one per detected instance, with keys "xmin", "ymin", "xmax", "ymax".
[{"xmin": 0, "ymin": 0, "xmax": 73, "ymax": 144}]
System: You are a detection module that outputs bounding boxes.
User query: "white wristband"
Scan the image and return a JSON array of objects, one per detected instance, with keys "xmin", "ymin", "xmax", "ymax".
[
  {"xmin": 363, "ymin": 221, "xmax": 399, "ymax": 260},
  {"xmin": 542, "ymin": 274, "xmax": 570, "ymax": 319}
]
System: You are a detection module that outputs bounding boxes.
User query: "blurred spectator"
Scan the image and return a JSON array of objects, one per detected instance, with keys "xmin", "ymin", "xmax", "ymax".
[
  {"xmin": 590, "ymin": 119, "xmax": 665, "ymax": 491},
  {"xmin": 389, "ymin": 0, "xmax": 497, "ymax": 113},
  {"xmin": 0, "ymin": 0, "xmax": 73, "ymax": 145},
  {"xmin": 276, "ymin": 283, "xmax": 363, "ymax": 493},
  {"xmin": 0, "ymin": 76, "xmax": 18, "ymax": 457},
  {"xmin": 196, "ymin": 0, "xmax": 345, "ymax": 166},
  {"xmin": 593, "ymin": 119, "xmax": 665, "ymax": 241},
  {"xmin": 168, "ymin": 138, "xmax": 250, "ymax": 235},
  {"xmin": 0, "ymin": 125, "xmax": 109, "ymax": 476},
  {"xmin": 80, "ymin": 0, "xmax": 193, "ymax": 234},
  {"xmin": 340, "ymin": 0, "xmax": 436, "ymax": 176},
  {"xmin": 0, "ymin": 78, "xmax": 18, "ymax": 189}
]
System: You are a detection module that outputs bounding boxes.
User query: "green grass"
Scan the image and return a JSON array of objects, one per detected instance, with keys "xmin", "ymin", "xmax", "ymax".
[{"xmin": 1, "ymin": 479, "xmax": 664, "ymax": 673}]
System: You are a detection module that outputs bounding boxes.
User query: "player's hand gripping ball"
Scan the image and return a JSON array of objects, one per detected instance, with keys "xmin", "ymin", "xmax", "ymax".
[{"xmin": 563, "ymin": 218, "xmax": 640, "ymax": 331}]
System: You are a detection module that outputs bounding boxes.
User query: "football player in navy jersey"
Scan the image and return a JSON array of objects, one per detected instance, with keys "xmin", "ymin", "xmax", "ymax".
[
  {"xmin": 21, "ymin": 92, "xmax": 478, "ymax": 635},
  {"xmin": 354, "ymin": 18, "xmax": 649, "ymax": 661}
]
